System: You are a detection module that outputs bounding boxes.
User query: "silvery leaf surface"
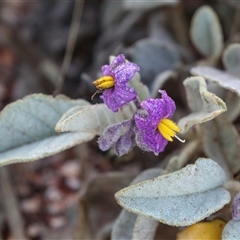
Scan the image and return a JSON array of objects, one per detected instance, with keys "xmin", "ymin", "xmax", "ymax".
[
  {"xmin": 178, "ymin": 76, "xmax": 227, "ymax": 133},
  {"xmin": 0, "ymin": 94, "xmax": 93, "ymax": 165},
  {"xmin": 55, "ymin": 103, "xmax": 136, "ymax": 135},
  {"xmin": 223, "ymin": 44, "xmax": 240, "ymax": 77},
  {"xmin": 132, "ymin": 216, "xmax": 158, "ymax": 240},
  {"xmin": 222, "ymin": 220, "xmax": 240, "ymax": 240},
  {"xmin": 191, "ymin": 66, "xmax": 240, "ymax": 121},
  {"xmin": 115, "ymin": 158, "xmax": 230, "ymax": 226},
  {"xmin": 130, "ymin": 72, "xmax": 150, "ymax": 100},
  {"xmin": 111, "ymin": 211, "xmax": 136, "ymax": 240},
  {"xmin": 83, "ymin": 172, "xmax": 135, "ymax": 239},
  {"xmin": 57, "ymin": 105, "xmax": 90, "ymax": 123},
  {"xmin": 130, "ymin": 38, "xmax": 181, "ymax": 85},
  {"xmin": 100, "ymin": 0, "xmax": 123, "ymax": 28},
  {"xmin": 190, "ymin": 5, "xmax": 223, "ymax": 59},
  {"xmin": 224, "ymin": 91, "xmax": 240, "ymax": 122},
  {"xmin": 166, "ymin": 140, "xmax": 200, "ymax": 173},
  {"xmin": 202, "ymin": 115, "xmax": 240, "ymax": 174},
  {"xmin": 191, "ymin": 66, "xmax": 240, "ymax": 97},
  {"xmin": 122, "ymin": 0, "xmax": 179, "ymax": 10},
  {"xmin": 112, "ymin": 168, "xmax": 161, "ymax": 240}
]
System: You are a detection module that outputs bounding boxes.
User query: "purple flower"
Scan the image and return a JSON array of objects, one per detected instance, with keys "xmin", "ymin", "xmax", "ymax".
[
  {"xmin": 134, "ymin": 90, "xmax": 183, "ymax": 155},
  {"xmin": 93, "ymin": 54, "xmax": 140, "ymax": 112},
  {"xmin": 98, "ymin": 119, "xmax": 136, "ymax": 156},
  {"xmin": 231, "ymin": 193, "xmax": 240, "ymax": 221}
]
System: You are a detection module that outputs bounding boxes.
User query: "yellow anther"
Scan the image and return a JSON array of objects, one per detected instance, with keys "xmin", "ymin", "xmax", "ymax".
[
  {"xmin": 93, "ymin": 76, "xmax": 114, "ymax": 90},
  {"xmin": 158, "ymin": 118, "xmax": 181, "ymax": 142},
  {"xmin": 161, "ymin": 118, "xmax": 180, "ymax": 132}
]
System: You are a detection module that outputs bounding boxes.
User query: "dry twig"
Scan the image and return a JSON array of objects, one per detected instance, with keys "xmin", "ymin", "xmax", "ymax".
[
  {"xmin": 54, "ymin": 0, "xmax": 85, "ymax": 96},
  {"xmin": 0, "ymin": 167, "xmax": 27, "ymax": 239}
]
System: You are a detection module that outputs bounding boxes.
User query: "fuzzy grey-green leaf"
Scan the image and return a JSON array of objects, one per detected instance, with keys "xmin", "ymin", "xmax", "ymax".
[
  {"xmin": 191, "ymin": 66, "xmax": 240, "ymax": 121},
  {"xmin": 117, "ymin": 188, "xmax": 229, "ymax": 227},
  {"xmin": 130, "ymin": 38, "xmax": 181, "ymax": 85},
  {"xmin": 222, "ymin": 220, "xmax": 240, "ymax": 240},
  {"xmin": 223, "ymin": 44, "xmax": 240, "ymax": 76},
  {"xmin": 56, "ymin": 103, "xmax": 136, "ymax": 135},
  {"xmin": 0, "ymin": 94, "xmax": 92, "ymax": 165},
  {"xmin": 190, "ymin": 5, "xmax": 223, "ymax": 59},
  {"xmin": 132, "ymin": 216, "xmax": 158, "ymax": 240},
  {"xmin": 202, "ymin": 115, "xmax": 240, "ymax": 174},
  {"xmin": 191, "ymin": 66, "xmax": 240, "ymax": 97},
  {"xmin": 178, "ymin": 76, "xmax": 227, "ymax": 133},
  {"xmin": 123, "ymin": 0, "xmax": 179, "ymax": 10},
  {"xmin": 224, "ymin": 91, "xmax": 240, "ymax": 122},
  {"xmin": 112, "ymin": 168, "xmax": 161, "ymax": 240},
  {"xmin": 130, "ymin": 72, "xmax": 150, "ymax": 101},
  {"xmin": 115, "ymin": 158, "xmax": 230, "ymax": 226},
  {"xmin": 0, "ymin": 132, "xmax": 93, "ymax": 166}
]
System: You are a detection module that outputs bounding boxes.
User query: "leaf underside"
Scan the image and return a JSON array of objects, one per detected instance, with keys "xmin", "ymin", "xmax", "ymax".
[
  {"xmin": 0, "ymin": 94, "xmax": 93, "ymax": 165},
  {"xmin": 178, "ymin": 76, "xmax": 227, "ymax": 133}
]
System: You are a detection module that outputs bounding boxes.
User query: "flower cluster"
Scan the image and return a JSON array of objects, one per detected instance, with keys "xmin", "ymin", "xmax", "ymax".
[
  {"xmin": 93, "ymin": 54, "xmax": 140, "ymax": 112},
  {"xmin": 134, "ymin": 90, "xmax": 183, "ymax": 155},
  {"xmin": 93, "ymin": 54, "xmax": 184, "ymax": 156}
]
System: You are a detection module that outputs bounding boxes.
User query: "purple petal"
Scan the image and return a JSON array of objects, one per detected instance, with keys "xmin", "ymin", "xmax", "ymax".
[
  {"xmin": 231, "ymin": 193, "xmax": 240, "ymax": 221},
  {"xmin": 138, "ymin": 91, "xmax": 176, "ymax": 126},
  {"xmin": 134, "ymin": 124, "xmax": 168, "ymax": 155},
  {"xmin": 101, "ymin": 65, "xmax": 113, "ymax": 76},
  {"xmin": 114, "ymin": 130, "xmax": 136, "ymax": 156},
  {"xmin": 101, "ymin": 55, "xmax": 140, "ymax": 84},
  {"xmin": 134, "ymin": 114, "xmax": 168, "ymax": 155},
  {"xmin": 98, "ymin": 119, "xmax": 135, "ymax": 155},
  {"xmin": 101, "ymin": 55, "xmax": 126, "ymax": 76},
  {"xmin": 134, "ymin": 90, "xmax": 176, "ymax": 155},
  {"xmin": 159, "ymin": 90, "xmax": 176, "ymax": 118},
  {"xmin": 111, "ymin": 54, "xmax": 126, "ymax": 66},
  {"xmin": 139, "ymin": 99, "xmax": 167, "ymax": 127},
  {"xmin": 134, "ymin": 126, "xmax": 153, "ymax": 152},
  {"xmin": 98, "ymin": 54, "xmax": 140, "ymax": 111},
  {"xmin": 134, "ymin": 113, "xmax": 152, "ymax": 133},
  {"xmin": 98, "ymin": 123, "xmax": 123, "ymax": 151},
  {"xmin": 151, "ymin": 131, "xmax": 168, "ymax": 155},
  {"xmin": 101, "ymin": 84, "xmax": 137, "ymax": 112},
  {"xmin": 113, "ymin": 62, "xmax": 140, "ymax": 84},
  {"xmin": 146, "ymin": 91, "xmax": 175, "ymax": 117}
]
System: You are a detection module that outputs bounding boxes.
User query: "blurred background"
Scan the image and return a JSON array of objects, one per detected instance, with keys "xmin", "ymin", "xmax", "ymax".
[{"xmin": 0, "ymin": 0, "xmax": 239, "ymax": 239}]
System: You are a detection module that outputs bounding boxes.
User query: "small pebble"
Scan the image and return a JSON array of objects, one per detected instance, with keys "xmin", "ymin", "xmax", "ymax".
[
  {"xmin": 60, "ymin": 160, "xmax": 80, "ymax": 178},
  {"xmin": 49, "ymin": 216, "xmax": 66, "ymax": 228},
  {"xmin": 44, "ymin": 186, "xmax": 62, "ymax": 201},
  {"xmin": 21, "ymin": 196, "xmax": 41, "ymax": 213},
  {"xmin": 27, "ymin": 224, "xmax": 41, "ymax": 238},
  {"xmin": 65, "ymin": 178, "xmax": 81, "ymax": 191}
]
